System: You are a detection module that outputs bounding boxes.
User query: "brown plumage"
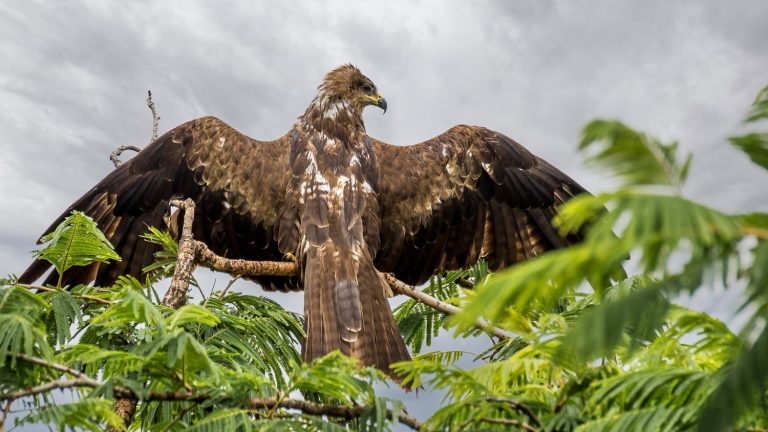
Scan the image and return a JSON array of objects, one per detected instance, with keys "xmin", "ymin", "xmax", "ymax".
[{"xmin": 20, "ymin": 64, "xmax": 587, "ymax": 378}]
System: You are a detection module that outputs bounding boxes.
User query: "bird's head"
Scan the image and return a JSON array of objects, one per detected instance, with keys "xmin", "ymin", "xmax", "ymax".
[{"xmin": 317, "ymin": 64, "xmax": 387, "ymax": 114}]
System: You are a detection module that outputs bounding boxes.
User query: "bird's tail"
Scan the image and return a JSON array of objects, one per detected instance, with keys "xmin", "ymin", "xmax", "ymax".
[{"xmin": 302, "ymin": 245, "xmax": 411, "ymax": 378}]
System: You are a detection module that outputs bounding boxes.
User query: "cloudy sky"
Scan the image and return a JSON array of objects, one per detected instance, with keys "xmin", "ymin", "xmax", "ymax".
[{"xmin": 1, "ymin": 0, "xmax": 767, "ymax": 427}]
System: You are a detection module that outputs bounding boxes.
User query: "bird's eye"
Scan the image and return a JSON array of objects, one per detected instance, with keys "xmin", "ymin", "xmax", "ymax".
[{"xmin": 362, "ymin": 83, "xmax": 373, "ymax": 94}]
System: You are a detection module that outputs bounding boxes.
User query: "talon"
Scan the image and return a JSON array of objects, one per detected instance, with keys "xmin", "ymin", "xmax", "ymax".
[{"xmin": 283, "ymin": 252, "xmax": 297, "ymax": 262}]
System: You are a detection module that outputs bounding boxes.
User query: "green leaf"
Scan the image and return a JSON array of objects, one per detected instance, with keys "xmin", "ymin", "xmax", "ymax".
[
  {"xmin": 22, "ymin": 398, "xmax": 124, "ymax": 431},
  {"xmin": 730, "ymin": 133, "xmax": 768, "ymax": 170},
  {"xmin": 47, "ymin": 289, "xmax": 84, "ymax": 345},
  {"xmin": 580, "ymin": 120, "xmax": 692, "ymax": 190},
  {"xmin": 0, "ymin": 312, "xmax": 53, "ymax": 367},
  {"xmin": 91, "ymin": 283, "xmax": 163, "ymax": 329},
  {"xmin": 558, "ymin": 279, "xmax": 669, "ymax": 363},
  {"xmin": 744, "ymin": 85, "xmax": 768, "ymax": 123},
  {"xmin": 166, "ymin": 304, "xmax": 220, "ymax": 329},
  {"xmin": 699, "ymin": 325, "xmax": 768, "ymax": 431},
  {"xmin": 35, "ymin": 211, "xmax": 121, "ymax": 285}
]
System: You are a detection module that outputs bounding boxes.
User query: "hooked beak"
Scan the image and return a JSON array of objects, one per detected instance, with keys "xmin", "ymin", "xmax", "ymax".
[
  {"xmin": 365, "ymin": 93, "xmax": 387, "ymax": 114},
  {"xmin": 376, "ymin": 96, "xmax": 387, "ymax": 114}
]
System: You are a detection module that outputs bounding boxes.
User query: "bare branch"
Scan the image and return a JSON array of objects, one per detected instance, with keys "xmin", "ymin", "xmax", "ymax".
[
  {"xmin": 9, "ymin": 353, "xmax": 95, "ymax": 382},
  {"xmin": 108, "ymin": 90, "xmax": 160, "ymax": 168},
  {"xmin": 460, "ymin": 417, "xmax": 537, "ymax": 432},
  {"xmin": 162, "ymin": 199, "xmax": 197, "ymax": 309},
  {"xmin": 485, "ymin": 397, "xmax": 541, "ymax": 427},
  {"xmin": 1, "ymin": 378, "xmax": 97, "ymax": 401},
  {"xmin": 248, "ymin": 398, "xmax": 422, "ymax": 430},
  {"xmin": 188, "ymin": 241, "xmax": 511, "ymax": 340},
  {"xmin": 194, "ymin": 240, "xmax": 296, "ymax": 277},
  {"xmin": 109, "ymin": 145, "xmax": 141, "ymax": 168},
  {"xmin": 382, "ymin": 274, "xmax": 514, "ymax": 340},
  {"xmin": 147, "ymin": 90, "xmax": 159, "ymax": 142},
  {"xmin": 1, "ymin": 399, "xmax": 13, "ymax": 432}
]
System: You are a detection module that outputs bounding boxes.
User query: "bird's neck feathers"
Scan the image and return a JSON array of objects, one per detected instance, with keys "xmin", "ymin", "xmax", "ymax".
[{"xmin": 300, "ymin": 90, "xmax": 365, "ymax": 143}]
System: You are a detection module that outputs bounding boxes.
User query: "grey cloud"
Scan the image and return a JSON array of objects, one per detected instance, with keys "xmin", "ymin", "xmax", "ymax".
[{"xmin": 1, "ymin": 1, "xmax": 766, "ymax": 428}]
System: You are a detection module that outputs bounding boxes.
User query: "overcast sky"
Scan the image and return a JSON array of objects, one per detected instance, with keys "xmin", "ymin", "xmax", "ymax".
[{"xmin": 1, "ymin": 0, "xmax": 767, "ymax": 428}]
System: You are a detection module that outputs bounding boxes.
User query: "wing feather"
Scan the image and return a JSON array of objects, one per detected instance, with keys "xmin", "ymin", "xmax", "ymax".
[
  {"xmin": 371, "ymin": 125, "xmax": 587, "ymax": 285},
  {"xmin": 20, "ymin": 116, "xmax": 295, "ymax": 290}
]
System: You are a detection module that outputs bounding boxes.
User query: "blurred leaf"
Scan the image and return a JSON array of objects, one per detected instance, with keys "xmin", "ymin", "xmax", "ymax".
[
  {"xmin": 559, "ymin": 280, "xmax": 670, "ymax": 363},
  {"xmin": 730, "ymin": 133, "xmax": 768, "ymax": 170},
  {"xmin": 580, "ymin": 120, "xmax": 692, "ymax": 190},
  {"xmin": 699, "ymin": 321, "xmax": 768, "ymax": 431},
  {"xmin": 22, "ymin": 399, "xmax": 124, "ymax": 432},
  {"xmin": 744, "ymin": 85, "xmax": 768, "ymax": 123}
]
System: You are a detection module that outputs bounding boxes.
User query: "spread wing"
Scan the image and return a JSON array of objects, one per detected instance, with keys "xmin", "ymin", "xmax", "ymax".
[
  {"xmin": 20, "ymin": 116, "xmax": 297, "ymax": 291},
  {"xmin": 371, "ymin": 125, "xmax": 586, "ymax": 285}
]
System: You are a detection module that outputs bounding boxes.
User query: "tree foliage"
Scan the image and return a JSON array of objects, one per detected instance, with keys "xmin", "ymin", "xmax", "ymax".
[{"xmin": 2, "ymin": 85, "xmax": 768, "ymax": 431}]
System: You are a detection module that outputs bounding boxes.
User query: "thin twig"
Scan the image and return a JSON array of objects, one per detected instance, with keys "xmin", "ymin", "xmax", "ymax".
[
  {"xmin": 217, "ymin": 275, "xmax": 241, "ymax": 299},
  {"xmin": 460, "ymin": 417, "xmax": 537, "ymax": 432},
  {"xmin": 485, "ymin": 397, "xmax": 541, "ymax": 427},
  {"xmin": 1, "ymin": 400, "xmax": 13, "ymax": 432},
  {"xmin": 109, "ymin": 90, "xmax": 159, "ymax": 168},
  {"xmin": 382, "ymin": 274, "xmax": 513, "ymax": 340},
  {"xmin": 17, "ymin": 283, "xmax": 112, "ymax": 305},
  {"xmin": 109, "ymin": 145, "xmax": 141, "ymax": 168},
  {"xmin": 1, "ymin": 378, "xmax": 98, "ymax": 401},
  {"xmin": 743, "ymin": 225, "xmax": 768, "ymax": 240},
  {"xmin": 9, "ymin": 353, "xmax": 93, "ymax": 381},
  {"xmin": 147, "ymin": 90, "xmax": 159, "ymax": 142}
]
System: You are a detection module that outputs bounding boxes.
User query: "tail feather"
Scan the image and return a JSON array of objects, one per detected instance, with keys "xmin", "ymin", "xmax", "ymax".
[{"xmin": 302, "ymin": 246, "xmax": 410, "ymax": 378}]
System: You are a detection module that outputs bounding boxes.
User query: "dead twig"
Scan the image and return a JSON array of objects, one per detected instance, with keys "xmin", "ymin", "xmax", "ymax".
[
  {"xmin": 109, "ymin": 145, "xmax": 141, "ymax": 168},
  {"xmin": 147, "ymin": 90, "xmax": 159, "ymax": 142},
  {"xmin": 108, "ymin": 90, "xmax": 160, "ymax": 168}
]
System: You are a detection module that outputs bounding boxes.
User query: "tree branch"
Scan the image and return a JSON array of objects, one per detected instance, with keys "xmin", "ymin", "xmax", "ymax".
[
  {"xmin": 8, "ymin": 353, "xmax": 95, "ymax": 382},
  {"xmin": 163, "ymin": 199, "xmax": 197, "ymax": 309},
  {"xmin": 109, "ymin": 145, "xmax": 141, "ymax": 168},
  {"xmin": 382, "ymin": 274, "xmax": 513, "ymax": 339},
  {"xmin": 460, "ymin": 417, "xmax": 537, "ymax": 432},
  {"xmin": 17, "ymin": 283, "xmax": 112, "ymax": 305},
  {"xmin": 193, "ymin": 240, "xmax": 296, "ymax": 277},
  {"xmin": 187, "ymin": 233, "xmax": 512, "ymax": 340},
  {"xmin": 1, "ymin": 378, "xmax": 98, "ymax": 401},
  {"xmin": 485, "ymin": 397, "xmax": 541, "ymax": 427},
  {"xmin": 147, "ymin": 90, "xmax": 159, "ymax": 142},
  {"xmin": 1, "ymin": 354, "xmax": 422, "ymax": 430},
  {"xmin": 109, "ymin": 90, "xmax": 160, "ymax": 168}
]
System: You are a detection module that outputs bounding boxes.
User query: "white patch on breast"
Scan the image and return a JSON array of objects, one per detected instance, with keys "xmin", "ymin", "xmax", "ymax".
[
  {"xmin": 323, "ymin": 101, "xmax": 346, "ymax": 119},
  {"xmin": 217, "ymin": 137, "xmax": 226, "ymax": 149}
]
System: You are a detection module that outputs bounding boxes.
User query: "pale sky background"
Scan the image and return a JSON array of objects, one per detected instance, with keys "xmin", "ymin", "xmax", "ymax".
[{"xmin": 1, "ymin": 0, "xmax": 767, "ymax": 429}]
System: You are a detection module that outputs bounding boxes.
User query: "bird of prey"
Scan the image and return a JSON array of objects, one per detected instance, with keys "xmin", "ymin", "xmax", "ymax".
[{"xmin": 20, "ymin": 64, "xmax": 586, "ymax": 376}]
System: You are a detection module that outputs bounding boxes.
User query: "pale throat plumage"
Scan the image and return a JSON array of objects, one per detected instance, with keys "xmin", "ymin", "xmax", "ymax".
[{"xmin": 300, "ymin": 90, "xmax": 367, "ymax": 146}]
